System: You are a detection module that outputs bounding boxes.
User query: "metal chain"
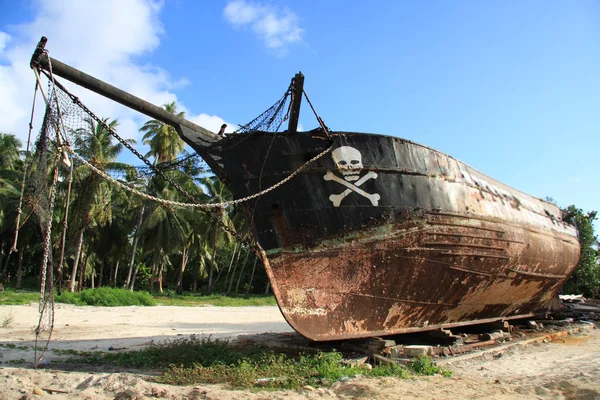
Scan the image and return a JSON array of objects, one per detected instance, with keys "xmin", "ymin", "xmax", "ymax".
[
  {"xmin": 41, "ymin": 69, "xmax": 259, "ymax": 254},
  {"xmin": 34, "ymin": 140, "xmax": 61, "ymax": 368},
  {"xmin": 65, "ymin": 144, "xmax": 333, "ymax": 209},
  {"xmin": 36, "ymin": 62, "xmax": 334, "ymax": 256}
]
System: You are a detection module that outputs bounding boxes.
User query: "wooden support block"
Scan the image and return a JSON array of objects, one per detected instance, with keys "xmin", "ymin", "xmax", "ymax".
[
  {"xmin": 488, "ymin": 320, "xmax": 512, "ymax": 332},
  {"xmin": 354, "ymin": 337, "xmax": 396, "ymax": 354},
  {"xmin": 428, "ymin": 327, "xmax": 463, "ymax": 345},
  {"xmin": 388, "ymin": 345, "xmax": 404, "ymax": 358},
  {"xmin": 478, "ymin": 330, "xmax": 505, "ymax": 341},
  {"xmin": 404, "ymin": 345, "xmax": 433, "ymax": 357}
]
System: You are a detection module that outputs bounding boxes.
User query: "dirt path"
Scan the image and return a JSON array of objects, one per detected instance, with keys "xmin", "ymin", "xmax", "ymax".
[{"xmin": 1, "ymin": 304, "xmax": 599, "ymax": 400}]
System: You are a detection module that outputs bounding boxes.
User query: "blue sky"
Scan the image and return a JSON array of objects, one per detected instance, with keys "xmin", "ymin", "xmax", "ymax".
[{"xmin": 1, "ymin": 0, "xmax": 598, "ymax": 223}]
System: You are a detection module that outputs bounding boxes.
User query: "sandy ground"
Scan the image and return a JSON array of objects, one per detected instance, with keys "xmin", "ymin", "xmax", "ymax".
[
  {"xmin": 0, "ymin": 303, "xmax": 294, "ymax": 363},
  {"xmin": 1, "ymin": 304, "xmax": 599, "ymax": 400}
]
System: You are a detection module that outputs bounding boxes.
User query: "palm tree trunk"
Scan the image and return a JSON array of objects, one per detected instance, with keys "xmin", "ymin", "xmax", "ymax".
[
  {"xmin": 228, "ymin": 247, "xmax": 249, "ymax": 294},
  {"xmin": 264, "ymin": 281, "xmax": 270, "ymax": 295},
  {"xmin": 219, "ymin": 244, "xmax": 238, "ymax": 290},
  {"xmin": 245, "ymin": 257, "xmax": 258, "ymax": 296},
  {"xmin": 15, "ymin": 246, "xmax": 24, "ymax": 289},
  {"xmin": 158, "ymin": 261, "xmax": 164, "ymax": 293},
  {"xmin": 150, "ymin": 264, "xmax": 157, "ymax": 292},
  {"xmin": 112, "ymin": 259, "xmax": 120, "ymax": 286},
  {"xmin": 125, "ymin": 205, "xmax": 144, "ymax": 288},
  {"xmin": 0, "ymin": 236, "xmax": 6, "ymax": 280},
  {"xmin": 78, "ymin": 250, "xmax": 89, "ymax": 292},
  {"xmin": 97, "ymin": 261, "xmax": 104, "ymax": 288},
  {"xmin": 227, "ymin": 244, "xmax": 239, "ymax": 278},
  {"xmin": 70, "ymin": 229, "xmax": 84, "ymax": 292},
  {"xmin": 0, "ymin": 236, "xmax": 4, "ymax": 272},
  {"xmin": 129, "ymin": 263, "xmax": 140, "ymax": 292},
  {"xmin": 177, "ymin": 246, "xmax": 189, "ymax": 294},
  {"xmin": 1, "ymin": 236, "xmax": 15, "ymax": 281},
  {"xmin": 207, "ymin": 235, "xmax": 217, "ymax": 294},
  {"xmin": 235, "ymin": 255, "xmax": 253, "ymax": 294}
]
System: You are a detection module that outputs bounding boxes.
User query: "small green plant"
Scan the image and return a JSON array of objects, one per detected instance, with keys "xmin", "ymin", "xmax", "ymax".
[
  {"xmin": 6, "ymin": 359, "xmax": 27, "ymax": 365},
  {"xmin": 407, "ymin": 355, "xmax": 452, "ymax": 377},
  {"xmin": 1, "ymin": 310, "xmax": 14, "ymax": 328}
]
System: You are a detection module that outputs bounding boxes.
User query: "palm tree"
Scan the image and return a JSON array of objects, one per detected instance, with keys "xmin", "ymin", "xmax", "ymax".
[
  {"xmin": 140, "ymin": 102, "xmax": 186, "ymax": 165},
  {"xmin": 0, "ymin": 134, "xmax": 23, "ymax": 225},
  {"xmin": 137, "ymin": 102, "xmax": 192, "ymax": 291},
  {"xmin": 198, "ymin": 176, "xmax": 234, "ymax": 294},
  {"xmin": 67, "ymin": 118, "xmax": 134, "ymax": 291},
  {"xmin": 0, "ymin": 133, "xmax": 22, "ymax": 169},
  {"xmin": 138, "ymin": 200, "xmax": 190, "ymax": 293},
  {"xmin": 0, "ymin": 133, "xmax": 23, "ymax": 280}
]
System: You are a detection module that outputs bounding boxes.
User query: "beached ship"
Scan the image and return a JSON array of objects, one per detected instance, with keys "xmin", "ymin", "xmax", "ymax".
[{"xmin": 31, "ymin": 37, "xmax": 580, "ymax": 341}]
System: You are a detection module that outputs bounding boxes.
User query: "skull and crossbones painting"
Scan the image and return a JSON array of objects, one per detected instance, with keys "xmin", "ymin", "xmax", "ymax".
[{"xmin": 324, "ymin": 146, "xmax": 380, "ymax": 207}]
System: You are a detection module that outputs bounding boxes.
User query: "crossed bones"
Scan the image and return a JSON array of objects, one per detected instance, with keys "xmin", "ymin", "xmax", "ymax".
[{"xmin": 323, "ymin": 170, "xmax": 380, "ymax": 207}]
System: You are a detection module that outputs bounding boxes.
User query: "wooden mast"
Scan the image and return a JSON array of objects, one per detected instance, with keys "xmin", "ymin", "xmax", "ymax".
[{"xmin": 287, "ymin": 72, "xmax": 304, "ymax": 132}]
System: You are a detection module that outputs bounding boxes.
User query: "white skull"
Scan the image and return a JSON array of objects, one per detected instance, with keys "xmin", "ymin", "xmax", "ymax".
[{"xmin": 332, "ymin": 146, "xmax": 363, "ymax": 181}]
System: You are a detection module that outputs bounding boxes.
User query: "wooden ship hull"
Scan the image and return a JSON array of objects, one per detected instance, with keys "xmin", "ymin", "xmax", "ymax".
[
  {"xmin": 30, "ymin": 38, "xmax": 581, "ymax": 341},
  {"xmin": 216, "ymin": 131, "xmax": 580, "ymax": 340}
]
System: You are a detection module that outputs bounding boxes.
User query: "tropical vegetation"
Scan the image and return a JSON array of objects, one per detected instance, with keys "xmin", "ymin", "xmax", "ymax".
[
  {"xmin": 562, "ymin": 206, "xmax": 599, "ymax": 297},
  {"xmin": 0, "ymin": 105, "xmax": 269, "ymax": 298}
]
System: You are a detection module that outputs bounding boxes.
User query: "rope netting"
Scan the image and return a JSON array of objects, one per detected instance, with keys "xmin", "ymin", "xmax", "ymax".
[
  {"xmin": 23, "ymin": 53, "xmax": 332, "ymax": 365},
  {"xmin": 34, "ymin": 73, "xmax": 331, "ymax": 211}
]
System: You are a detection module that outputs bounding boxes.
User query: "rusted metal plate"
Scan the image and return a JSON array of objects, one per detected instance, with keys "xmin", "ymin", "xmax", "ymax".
[
  {"xmin": 263, "ymin": 213, "xmax": 578, "ymax": 340},
  {"xmin": 217, "ymin": 131, "xmax": 580, "ymax": 341}
]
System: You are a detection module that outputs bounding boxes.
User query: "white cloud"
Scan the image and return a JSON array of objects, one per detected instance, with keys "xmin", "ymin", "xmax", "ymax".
[
  {"xmin": 223, "ymin": 0, "xmax": 303, "ymax": 52},
  {"xmin": 188, "ymin": 113, "xmax": 238, "ymax": 133},
  {"xmin": 223, "ymin": 0, "xmax": 262, "ymax": 25},
  {"xmin": 0, "ymin": 31, "xmax": 10, "ymax": 53},
  {"xmin": 0, "ymin": 0, "xmax": 226, "ymax": 156}
]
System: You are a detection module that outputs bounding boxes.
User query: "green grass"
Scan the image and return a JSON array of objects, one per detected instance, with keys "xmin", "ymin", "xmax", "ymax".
[
  {"xmin": 0, "ymin": 289, "xmax": 39, "ymax": 305},
  {"xmin": 153, "ymin": 293, "xmax": 277, "ymax": 307},
  {"xmin": 1, "ymin": 288, "xmax": 275, "ymax": 307},
  {"xmin": 55, "ymin": 335, "xmax": 450, "ymax": 390},
  {"xmin": 56, "ymin": 287, "xmax": 155, "ymax": 306}
]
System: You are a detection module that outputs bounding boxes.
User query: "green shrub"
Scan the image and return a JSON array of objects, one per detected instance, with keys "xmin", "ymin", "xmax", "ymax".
[
  {"xmin": 56, "ymin": 287, "xmax": 155, "ymax": 306},
  {"xmin": 407, "ymin": 355, "xmax": 451, "ymax": 377},
  {"xmin": 153, "ymin": 293, "xmax": 276, "ymax": 307},
  {"xmin": 59, "ymin": 335, "xmax": 414, "ymax": 389},
  {"xmin": 52, "ymin": 336, "xmax": 452, "ymax": 389},
  {"xmin": 0, "ymin": 289, "xmax": 39, "ymax": 305}
]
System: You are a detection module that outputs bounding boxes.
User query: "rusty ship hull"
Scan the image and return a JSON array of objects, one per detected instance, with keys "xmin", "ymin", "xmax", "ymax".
[
  {"xmin": 216, "ymin": 131, "xmax": 581, "ymax": 341},
  {"xmin": 30, "ymin": 43, "xmax": 581, "ymax": 342}
]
